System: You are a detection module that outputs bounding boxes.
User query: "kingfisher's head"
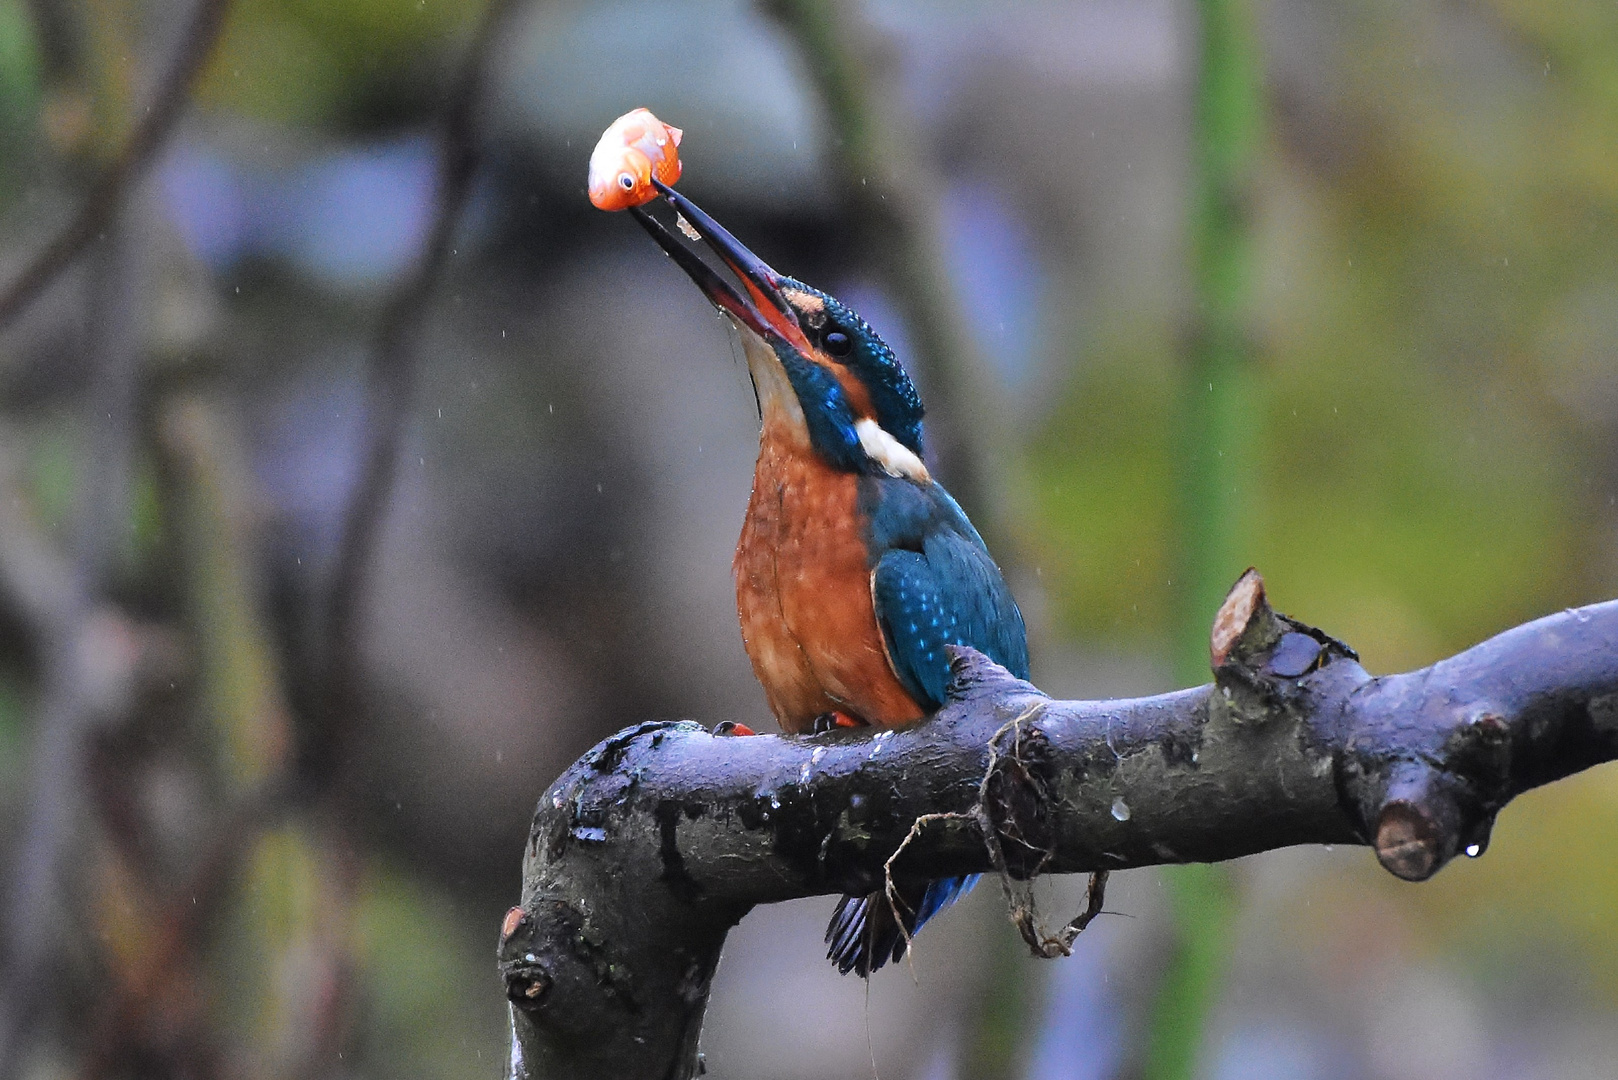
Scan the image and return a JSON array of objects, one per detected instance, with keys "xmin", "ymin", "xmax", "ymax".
[{"xmin": 632, "ymin": 182, "xmax": 929, "ymax": 483}]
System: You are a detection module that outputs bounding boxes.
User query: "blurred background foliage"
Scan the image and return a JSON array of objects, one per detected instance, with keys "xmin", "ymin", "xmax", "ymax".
[{"xmin": 0, "ymin": 0, "xmax": 1614, "ymax": 1077}]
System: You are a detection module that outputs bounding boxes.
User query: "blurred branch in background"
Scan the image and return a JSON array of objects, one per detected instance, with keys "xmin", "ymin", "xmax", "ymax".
[
  {"xmin": 0, "ymin": 0, "xmax": 517, "ymax": 1069},
  {"xmin": 0, "ymin": 445, "xmax": 148, "ymax": 1072},
  {"xmin": 0, "ymin": 0, "xmax": 232, "ymax": 1068},
  {"xmin": 152, "ymin": 398, "xmax": 346, "ymax": 1080},
  {"xmin": 0, "ymin": 211, "xmax": 152, "ymax": 1072},
  {"xmin": 1149, "ymin": 0, "xmax": 1265, "ymax": 1074},
  {"xmin": 284, "ymin": 2, "xmax": 523, "ymax": 1066},
  {"xmin": 760, "ymin": 0, "xmax": 1003, "ymax": 528},
  {"xmin": 1179, "ymin": 0, "xmax": 1262, "ymax": 671},
  {"xmin": 289, "ymin": 0, "xmax": 521, "ymax": 1069},
  {"xmin": 315, "ymin": 0, "xmax": 518, "ymax": 772},
  {"xmin": 22, "ymin": 0, "xmax": 81, "ymax": 83},
  {"xmin": 75, "ymin": 792, "xmax": 285, "ymax": 1080},
  {"xmin": 0, "ymin": 0, "xmax": 229, "ymax": 328}
]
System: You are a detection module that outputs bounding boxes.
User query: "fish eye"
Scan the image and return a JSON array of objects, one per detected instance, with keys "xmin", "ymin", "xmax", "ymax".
[
  {"xmin": 618, "ymin": 173, "xmax": 635, "ymax": 190},
  {"xmin": 824, "ymin": 330, "xmax": 852, "ymax": 356}
]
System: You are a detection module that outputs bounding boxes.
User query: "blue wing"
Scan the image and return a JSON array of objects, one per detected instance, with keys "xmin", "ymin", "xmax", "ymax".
[
  {"xmin": 871, "ymin": 518, "xmax": 1029, "ymax": 710},
  {"xmin": 826, "ymin": 478, "xmax": 1027, "ymax": 976}
]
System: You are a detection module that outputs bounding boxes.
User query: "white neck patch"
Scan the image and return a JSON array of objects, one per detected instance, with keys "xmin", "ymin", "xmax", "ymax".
[{"xmin": 855, "ymin": 418, "xmax": 930, "ymax": 483}]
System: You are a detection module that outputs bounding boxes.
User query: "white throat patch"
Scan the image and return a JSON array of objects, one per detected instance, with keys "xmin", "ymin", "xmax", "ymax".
[
  {"xmin": 734, "ymin": 320, "xmax": 810, "ymax": 449},
  {"xmin": 855, "ymin": 418, "xmax": 930, "ymax": 483}
]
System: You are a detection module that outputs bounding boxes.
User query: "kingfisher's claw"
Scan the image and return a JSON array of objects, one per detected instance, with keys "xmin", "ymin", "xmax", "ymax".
[{"xmin": 811, "ymin": 711, "xmax": 864, "ymax": 734}]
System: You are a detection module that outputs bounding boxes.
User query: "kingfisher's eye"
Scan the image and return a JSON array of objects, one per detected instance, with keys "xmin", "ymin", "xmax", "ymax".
[{"xmin": 824, "ymin": 331, "xmax": 852, "ymax": 356}]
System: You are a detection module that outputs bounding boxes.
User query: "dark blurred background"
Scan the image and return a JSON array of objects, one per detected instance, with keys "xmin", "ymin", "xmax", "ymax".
[{"xmin": 0, "ymin": 0, "xmax": 1615, "ymax": 1077}]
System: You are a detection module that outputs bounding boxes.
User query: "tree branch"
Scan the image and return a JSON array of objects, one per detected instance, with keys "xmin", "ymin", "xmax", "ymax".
[
  {"xmin": 0, "ymin": 223, "xmax": 149, "ymax": 1071},
  {"xmin": 500, "ymin": 570, "xmax": 1618, "ymax": 1080},
  {"xmin": 0, "ymin": 0, "xmax": 231, "ymax": 329}
]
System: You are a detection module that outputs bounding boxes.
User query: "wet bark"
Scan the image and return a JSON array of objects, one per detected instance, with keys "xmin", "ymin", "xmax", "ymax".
[{"xmin": 500, "ymin": 571, "xmax": 1618, "ymax": 1080}]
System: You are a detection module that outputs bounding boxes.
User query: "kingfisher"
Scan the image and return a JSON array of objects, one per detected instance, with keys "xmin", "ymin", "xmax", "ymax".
[{"xmin": 628, "ymin": 180, "xmax": 1029, "ymax": 976}]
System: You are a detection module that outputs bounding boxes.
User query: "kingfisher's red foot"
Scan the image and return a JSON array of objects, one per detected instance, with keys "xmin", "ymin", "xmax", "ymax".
[
  {"xmin": 713, "ymin": 721, "xmax": 757, "ymax": 736},
  {"xmin": 811, "ymin": 711, "xmax": 865, "ymax": 734}
]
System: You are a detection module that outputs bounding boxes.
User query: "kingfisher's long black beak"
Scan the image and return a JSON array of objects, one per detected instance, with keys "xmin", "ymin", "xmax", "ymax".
[{"xmin": 630, "ymin": 181, "xmax": 809, "ymax": 351}]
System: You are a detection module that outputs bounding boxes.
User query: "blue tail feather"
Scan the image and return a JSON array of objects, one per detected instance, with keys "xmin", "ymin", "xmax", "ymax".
[
  {"xmin": 914, "ymin": 873, "xmax": 979, "ymax": 926},
  {"xmin": 824, "ymin": 874, "xmax": 979, "ymax": 977}
]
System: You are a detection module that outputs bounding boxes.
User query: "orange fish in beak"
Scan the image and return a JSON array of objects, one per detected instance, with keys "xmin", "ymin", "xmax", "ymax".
[{"xmin": 587, "ymin": 108, "xmax": 683, "ymax": 211}]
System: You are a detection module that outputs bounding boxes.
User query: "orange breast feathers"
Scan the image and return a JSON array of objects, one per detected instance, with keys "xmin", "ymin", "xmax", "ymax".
[{"xmin": 734, "ymin": 434, "xmax": 924, "ymax": 734}]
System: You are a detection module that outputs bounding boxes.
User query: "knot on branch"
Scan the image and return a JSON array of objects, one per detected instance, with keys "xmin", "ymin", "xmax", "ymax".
[
  {"xmin": 1367, "ymin": 709, "xmax": 1511, "ymax": 881},
  {"xmin": 496, "ymin": 897, "xmax": 638, "ymax": 1033},
  {"xmin": 498, "ymin": 907, "xmax": 552, "ymax": 1011},
  {"xmin": 1210, "ymin": 569, "xmax": 1359, "ymax": 720},
  {"xmin": 1372, "ymin": 765, "xmax": 1467, "ymax": 881}
]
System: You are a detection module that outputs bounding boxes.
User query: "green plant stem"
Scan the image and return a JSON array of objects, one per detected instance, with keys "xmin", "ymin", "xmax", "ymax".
[
  {"xmin": 958, "ymin": 926, "xmax": 1037, "ymax": 1080},
  {"xmin": 1178, "ymin": 0, "xmax": 1262, "ymax": 673},
  {"xmin": 1143, "ymin": 864, "xmax": 1237, "ymax": 1080},
  {"xmin": 1150, "ymin": 0, "xmax": 1264, "ymax": 1077}
]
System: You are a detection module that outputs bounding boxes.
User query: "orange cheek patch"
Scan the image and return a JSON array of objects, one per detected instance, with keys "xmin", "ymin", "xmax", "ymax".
[{"xmin": 832, "ymin": 366, "xmax": 875, "ymax": 418}]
